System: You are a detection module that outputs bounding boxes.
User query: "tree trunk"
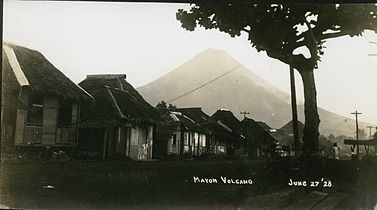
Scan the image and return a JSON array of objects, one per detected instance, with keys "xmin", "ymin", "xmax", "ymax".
[{"xmin": 299, "ymin": 69, "xmax": 320, "ymax": 163}]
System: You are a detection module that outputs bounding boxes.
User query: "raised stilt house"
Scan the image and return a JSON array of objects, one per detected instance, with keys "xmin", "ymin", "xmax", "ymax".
[
  {"xmin": 1, "ymin": 43, "xmax": 93, "ymax": 158},
  {"xmin": 78, "ymin": 74, "xmax": 159, "ymax": 160}
]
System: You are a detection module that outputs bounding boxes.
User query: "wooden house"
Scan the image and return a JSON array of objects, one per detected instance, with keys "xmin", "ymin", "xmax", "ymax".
[
  {"xmin": 210, "ymin": 109, "xmax": 246, "ymax": 157},
  {"xmin": 157, "ymin": 110, "xmax": 210, "ymax": 157},
  {"xmin": 78, "ymin": 74, "xmax": 159, "ymax": 160},
  {"xmin": 176, "ymin": 107, "xmax": 233, "ymax": 155},
  {"xmin": 241, "ymin": 118, "xmax": 278, "ymax": 159},
  {"xmin": 1, "ymin": 43, "xmax": 93, "ymax": 157}
]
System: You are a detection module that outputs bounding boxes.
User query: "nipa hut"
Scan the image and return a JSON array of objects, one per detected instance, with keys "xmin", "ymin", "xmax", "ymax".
[
  {"xmin": 1, "ymin": 43, "xmax": 93, "ymax": 157},
  {"xmin": 176, "ymin": 107, "xmax": 233, "ymax": 155},
  {"xmin": 157, "ymin": 109, "xmax": 210, "ymax": 157},
  {"xmin": 210, "ymin": 109, "xmax": 247, "ymax": 157},
  {"xmin": 78, "ymin": 74, "xmax": 159, "ymax": 160},
  {"xmin": 241, "ymin": 117, "xmax": 278, "ymax": 159}
]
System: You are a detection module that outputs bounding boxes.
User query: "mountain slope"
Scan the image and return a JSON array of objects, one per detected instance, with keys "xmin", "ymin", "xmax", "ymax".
[{"xmin": 137, "ymin": 48, "xmax": 372, "ymax": 137}]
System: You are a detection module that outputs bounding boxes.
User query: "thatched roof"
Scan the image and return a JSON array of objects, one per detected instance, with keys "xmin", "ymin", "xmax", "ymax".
[
  {"xmin": 176, "ymin": 107, "xmax": 233, "ymax": 138},
  {"xmin": 241, "ymin": 117, "xmax": 277, "ymax": 145},
  {"xmin": 280, "ymin": 120, "xmax": 304, "ymax": 132},
  {"xmin": 78, "ymin": 75, "xmax": 159, "ymax": 127},
  {"xmin": 2, "ymin": 43, "xmax": 93, "ymax": 102},
  {"xmin": 271, "ymin": 120, "xmax": 304, "ymax": 146},
  {"xmin": 211, "ymin": 109, "xmax": 242, "ymax": 134},
  {"xmin": 256, "ymin": 121, "xmax": 272, "ymax": 132},
  {"xmin": 157, "ymin": 110, "xmax": 212, "ymax": 140},
  {"xmin": 210, "ymin": 109, "xmax": 245, "ymax": 142},
  {"xmin": 176, "ymin": 107, "xmax": 210, "ymax": 123},
  {"xmin": 170, "ymin": 111, "xmax": 210, "ymax": 134}
]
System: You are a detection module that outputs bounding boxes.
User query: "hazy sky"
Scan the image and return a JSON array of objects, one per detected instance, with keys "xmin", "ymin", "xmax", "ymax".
[{"xmin": 3, "ymin": 1, "xmax": 377, "ymax": 125}]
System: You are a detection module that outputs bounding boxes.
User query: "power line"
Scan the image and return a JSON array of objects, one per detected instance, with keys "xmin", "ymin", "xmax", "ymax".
[
  {"xmin": 174, "ymin": 66, "xmax": 234, "ymax": 106},
  {"xmin": 167, "ymin": 65, "xmax": 241, "ymax": 103}
]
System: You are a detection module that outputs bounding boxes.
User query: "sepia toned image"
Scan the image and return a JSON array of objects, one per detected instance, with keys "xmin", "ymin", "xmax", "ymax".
[{"xmin": 2, "ymin": 1, "xmax": 377, "ymax": 209}]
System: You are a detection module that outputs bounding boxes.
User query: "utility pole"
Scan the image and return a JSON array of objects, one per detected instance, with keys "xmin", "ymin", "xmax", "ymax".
[
  {"xmin": 351, "ymin": 111, "xmax": 362, "ymax": 155},
  {"xmin": 290, "ymin": 65, "xmax": 300, "ymax": 158},
  {"xmin": 240, "ymin": 111, "xmax": 250, "ymax": 119},
  {"xmin": 367, "ymin": 126, "xmax": 373, "ymax": 140}
]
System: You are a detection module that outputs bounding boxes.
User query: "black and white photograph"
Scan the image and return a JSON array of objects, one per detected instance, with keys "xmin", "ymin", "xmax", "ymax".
[{"xmin": 2, "ymin": 1, "xmax": 377, "ymax": 209}]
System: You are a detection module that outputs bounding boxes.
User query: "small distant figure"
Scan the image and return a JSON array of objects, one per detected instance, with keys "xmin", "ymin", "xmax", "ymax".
[
  {"xmin": 350, "ymin": 146, "xmax": 357, "ymax": 160},
  {"xmin": 333, "ymin": 143, "xmax": 340, "ymax": 160}
]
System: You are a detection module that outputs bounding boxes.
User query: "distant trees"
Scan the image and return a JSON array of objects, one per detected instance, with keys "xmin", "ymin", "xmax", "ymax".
[
  {"xmin": 156, "ymin": 100, "xmax": 169, "ymax": 115},
  {"xmin": 177, "ymin": 4, "xmax": 377, "ymax": 162},
  {"xmin": 156, "ymin": 100, "xmax": 177, "ymax": 114}
]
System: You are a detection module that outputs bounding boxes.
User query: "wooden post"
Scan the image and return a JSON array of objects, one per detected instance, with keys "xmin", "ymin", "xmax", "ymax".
[
  {"xmin": 351, "ymin": 111, "xmax": 362, "ymax": 156},
  {"xmin": 290, "ymin": 65, "xmax": 300, "ymax": 158},
  {"xmin": 240, "ymin": 111, "xmax": 250, "ymax": 119}
]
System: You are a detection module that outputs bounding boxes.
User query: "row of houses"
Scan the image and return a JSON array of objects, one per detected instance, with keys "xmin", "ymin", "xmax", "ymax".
[{"xmin": 1, "ymin": 43, "xmax": 302, "ymax": 161}]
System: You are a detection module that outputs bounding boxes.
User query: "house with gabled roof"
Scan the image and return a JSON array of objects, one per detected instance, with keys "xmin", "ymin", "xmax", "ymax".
[
  {"xmin": 78, "ymin": 74, "xmax": 159, "ymax": 160},
  {"xmin": 176, "ymin": 107, "xmax": 234, "ymax": 156},
  {"xmin": 210, "ymin": 109, "xmax": 247, "ymax": 157},
  {"xmin": 241, "ymin": 117, "xmax": 278, "ymax": 159},
  {"xmin": 156, "ymin": 108, "xmax": 211, "ymax": 157},
  {"xmin": 256, "ymin": 121, "xmax": 272, "ymax": 132},
  {"xmin": 1, "ymin": 43, "xmax": 93, "ymax": 157}
]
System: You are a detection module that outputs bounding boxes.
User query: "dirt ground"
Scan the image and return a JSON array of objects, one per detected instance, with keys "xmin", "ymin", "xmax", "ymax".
[{"xmin": 0, "ymin": 158, "xmax": 376, "ymax": 209}]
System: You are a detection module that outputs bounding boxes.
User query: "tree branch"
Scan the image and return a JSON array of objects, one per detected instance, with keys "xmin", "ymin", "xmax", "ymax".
[
  {"xmin": 304, "ymin": 19, "xmax": 319, "ymax": 69},
  {"xmin": 318, "ymin": 31, "xmax": 351, "ymax": 40},
  {"xmin": 242, "ymin": 28, "xmax": 250, "ymax": 33}
]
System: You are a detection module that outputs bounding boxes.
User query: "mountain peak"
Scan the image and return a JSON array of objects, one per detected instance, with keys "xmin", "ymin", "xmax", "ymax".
[
  {"xmin": 136, "ymin": 50, "xmax": 365, "ymax": 136},
  {"xmin": 203, "ymin": 47, "xmax": 225, "ymax": 53},
  {"xmin": 198, "ymin": 47, "xmax": 233, "ymax": 59}
]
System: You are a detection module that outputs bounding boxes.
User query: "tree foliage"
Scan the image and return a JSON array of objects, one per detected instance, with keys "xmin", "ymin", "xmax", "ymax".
[
  {"xmin": 156, "ymin": 100, "xmax": 169, "ymax": 114},
  {"xmin": 177, "ymin": 3, "xmax": 377, "ymax": 71}
]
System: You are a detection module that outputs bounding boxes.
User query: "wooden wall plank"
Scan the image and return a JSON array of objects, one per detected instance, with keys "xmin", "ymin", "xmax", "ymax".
[
  {"xmin": 14, "ymin": 94, "xmax": 28, "ymax": 145},
  {"xmin": 42, "ymin": 97, "xmax": 58, "ymax": 144}
]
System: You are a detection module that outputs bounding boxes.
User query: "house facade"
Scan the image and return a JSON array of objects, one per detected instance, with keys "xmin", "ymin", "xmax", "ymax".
[
  {"xmin": 176, "ymin": 107, "xmax": 232, "ymax": 156},
  {"xmin": 210, "ymin": 109, "xmax": 247, "ymax": 157},
  {"xmin": 162, "ymin": 111, "xmax": 209, "ymax": 157},
  {"xmin": 241, "ymin": 118, "xmax": 278, "ymax": 160},
  {"xmin": 1, "ymin": 44, "xmax": 93, "ymax": 157},
  {"xmin": 78, "ymin": 74, "xmax": 159, "ymax": 160}
]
